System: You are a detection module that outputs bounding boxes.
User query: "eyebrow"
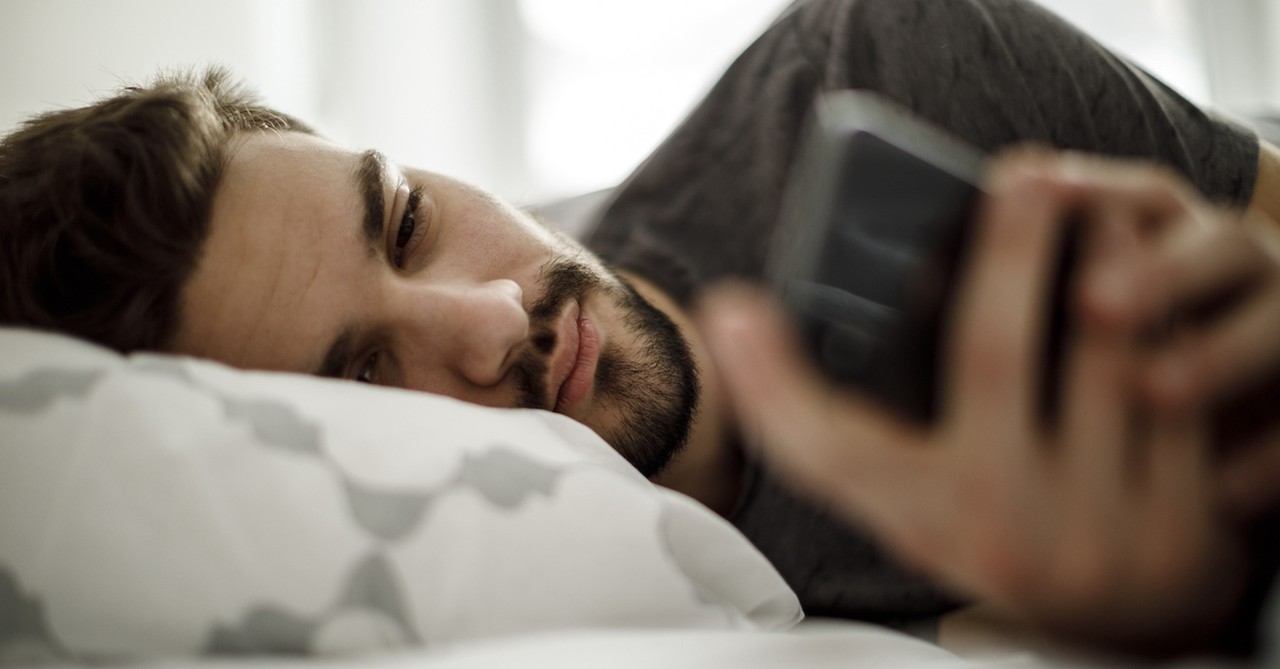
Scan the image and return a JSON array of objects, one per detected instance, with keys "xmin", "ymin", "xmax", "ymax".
[
  {"xmin": 356, "ymin": 149, "xmax": 389, "ymax": 251},
  {"xmin": 313, "ymin": 150, "xmax": 388, "ymax": 379}
]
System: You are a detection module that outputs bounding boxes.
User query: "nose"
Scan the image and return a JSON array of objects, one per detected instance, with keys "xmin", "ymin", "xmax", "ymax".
[{"xmin": 396, "ymin": 279, "xmax": 528, "ymax": 387}]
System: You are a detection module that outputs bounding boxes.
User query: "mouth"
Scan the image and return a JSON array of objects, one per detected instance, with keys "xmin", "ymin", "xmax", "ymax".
[{"xmin": 548, "ymin": 300, "xmax": 600, "ymax": 414}]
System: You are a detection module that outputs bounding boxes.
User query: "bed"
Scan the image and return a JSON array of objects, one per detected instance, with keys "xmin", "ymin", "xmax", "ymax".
[{"xmin": 7, "ymin": 156, "xmax": 1280, "ymax": 667}]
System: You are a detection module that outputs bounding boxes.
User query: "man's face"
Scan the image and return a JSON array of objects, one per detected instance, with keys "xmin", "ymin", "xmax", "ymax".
[{"xmin": 174, "ymin": 131, "xmax": 698, "ymax": 476}]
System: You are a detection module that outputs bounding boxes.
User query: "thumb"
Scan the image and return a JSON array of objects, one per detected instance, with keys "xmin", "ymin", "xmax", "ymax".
[{"xmin": 695, "ymin": 283, "xmax": 916, "ymax": 498}]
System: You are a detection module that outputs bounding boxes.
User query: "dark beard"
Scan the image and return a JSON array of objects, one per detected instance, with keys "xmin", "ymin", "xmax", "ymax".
[{"xmin": 509, "ymin": 258, "xmax": 700, "ymax": 478}]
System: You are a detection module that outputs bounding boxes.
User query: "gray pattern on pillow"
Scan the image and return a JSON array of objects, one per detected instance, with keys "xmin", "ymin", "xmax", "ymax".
[{"xmin": 0, "ymin": 328, "xmax": 801, "ymax": 661}]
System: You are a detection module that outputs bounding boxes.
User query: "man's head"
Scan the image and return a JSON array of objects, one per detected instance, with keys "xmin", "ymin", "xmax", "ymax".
[
  {"xmin": 0, "ymin": 68, "xmax": 313, "ymax": 353},
  {"xmin": 0, "ymin": 70, "xmax": 699, "ymax": 476}
]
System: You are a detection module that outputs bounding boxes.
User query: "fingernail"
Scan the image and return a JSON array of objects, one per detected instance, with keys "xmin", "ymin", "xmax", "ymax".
[
  {"xmin": 712, "ymin": 318, "xmax": 750, "ymax": 362},
  {"xmin": 1084, "ymin": 220, "xmax": 1146, "ymax": 327},
  {"xmin": 1055, "ymin": 153, "xmax": 1095, "ymax": 185},
  {"xmin": 704, "ymin": 302, "xmax": 762, "ymax": 362}
]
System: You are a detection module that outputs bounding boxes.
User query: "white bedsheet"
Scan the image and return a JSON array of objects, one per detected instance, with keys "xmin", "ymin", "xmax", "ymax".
[{"xmin": 84, "ymin": 622, "xmax": 1252, "ymax": 669}]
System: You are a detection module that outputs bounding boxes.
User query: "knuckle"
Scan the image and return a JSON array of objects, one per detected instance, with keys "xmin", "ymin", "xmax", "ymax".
[{"xmin": 987, "ymin": 150, "xmax": 1054, "ymax": 189}]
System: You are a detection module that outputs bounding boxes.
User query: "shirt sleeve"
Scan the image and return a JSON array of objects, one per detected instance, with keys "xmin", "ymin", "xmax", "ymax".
[{"xmin": 799, "ymin": 0, "xmax": 1257, "ymax": 206}]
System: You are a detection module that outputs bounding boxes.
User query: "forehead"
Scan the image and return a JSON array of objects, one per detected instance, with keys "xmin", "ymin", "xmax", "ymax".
[{"xmin": 174, "ymin": 131, "xmax": 371, "ymax": 371}]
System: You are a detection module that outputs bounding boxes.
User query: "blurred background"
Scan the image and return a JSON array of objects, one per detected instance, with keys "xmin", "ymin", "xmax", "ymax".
[{"xmin": 2, "ymin": 0, "xmax": 1278, "ymax": 206}]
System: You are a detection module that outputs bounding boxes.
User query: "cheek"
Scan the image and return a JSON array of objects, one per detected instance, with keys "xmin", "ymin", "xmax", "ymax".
[{"xmin": 445, "ymin": 198, "xmax": 563, "ymax": 278}]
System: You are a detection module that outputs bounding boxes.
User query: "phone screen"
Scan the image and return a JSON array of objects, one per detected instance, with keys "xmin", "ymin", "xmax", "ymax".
[
  {"xmin": 770, "ymin": 92, "xmax": 984, "ymax": 423},
  {"xmin": 771, "ymin": 92, "xmax": 1083, "ymax": 425}
]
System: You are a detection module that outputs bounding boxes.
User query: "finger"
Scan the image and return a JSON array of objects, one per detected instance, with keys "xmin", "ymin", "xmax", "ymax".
[
  {"xmin": 1053, "ymin": 213, "xmax": 1139, "ymax": 605},
  {"xmin": 1062, "ymin": 177, "xmax": 1192, "ymax": 334},
  {"xmin": 949, "ymin": 160, "xmax": 1068, "ymax": 448},
  {"xmin": 1073, "ymin": 225, "xmax": 1143, "ymax": 335},
  {"xmin": 1135, "ymin": 220, "xmax": 1280, "ymax": 411},
  {"xmin": 1036, "ymin": 154, "xmax": 1219, "ymax": 335},
  {"xmin": 696, "ymin": 285, "xmax": 933, "ymax": 517},
  {"xmin": 1143, "ymin": 283, "xmax": 1280, "ymax": 412},
  {"xmin": 1133, "ymin": 411, "xmax": 1215, "ymax": 619},
  {"xmin": 1137, "ymin": 218, "xmax": 1271, "ymax": 325},
  {"xmin": 1058, "ymin": 156, "xmax": 1193, "ymax": 228},
  {"xmin": 1141, "ymin": 408, "xmax": 1210, "ymax": 531},
  {"xmin": 1062, "ymin": 217, "xmax": 1140, "ymax": 509}
]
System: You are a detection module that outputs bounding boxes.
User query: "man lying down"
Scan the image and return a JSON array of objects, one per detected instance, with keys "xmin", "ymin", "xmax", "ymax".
[{"xmin": 3, "ymin": 0, "xmax": 1279, "ymax": 659}]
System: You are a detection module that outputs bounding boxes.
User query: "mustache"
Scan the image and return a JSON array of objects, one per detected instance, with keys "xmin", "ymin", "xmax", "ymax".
[{"xmin": 513, "ymin": 258, "xmax": 610, "ymax": 410}]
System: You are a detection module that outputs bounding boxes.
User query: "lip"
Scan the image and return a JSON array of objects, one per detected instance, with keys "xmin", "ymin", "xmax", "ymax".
[{"xmin": 550, "ymin": 301, "xmax": 599, "ymax": 414}]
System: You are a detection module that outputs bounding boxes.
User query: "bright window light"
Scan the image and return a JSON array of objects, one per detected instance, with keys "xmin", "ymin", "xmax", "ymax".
[{"xmin": 518, "ymin": 0, "xmax": 791, "ymax": 198}]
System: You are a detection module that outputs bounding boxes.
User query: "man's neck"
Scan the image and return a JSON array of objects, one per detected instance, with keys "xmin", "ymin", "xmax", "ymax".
[{"xmin": 618, "ymin": 270, "xmax": 743, "ymax": 516}]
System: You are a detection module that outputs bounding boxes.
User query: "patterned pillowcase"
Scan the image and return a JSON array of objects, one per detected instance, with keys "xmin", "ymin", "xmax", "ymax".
[{"xmin": 0, "ymin": 328, "xmax": 800, "ymax": 662}]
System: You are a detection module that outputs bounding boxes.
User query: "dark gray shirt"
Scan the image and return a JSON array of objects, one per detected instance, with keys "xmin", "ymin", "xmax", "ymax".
[{"xmin": 584, "ymin": 0, "xmax": 1260, "ymax": 635}]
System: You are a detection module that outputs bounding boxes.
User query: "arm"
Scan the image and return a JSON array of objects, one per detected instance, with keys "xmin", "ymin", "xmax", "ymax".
[{"xmin": 1246, "ymin": 140, "xmax": 1280, "ymax": 233}]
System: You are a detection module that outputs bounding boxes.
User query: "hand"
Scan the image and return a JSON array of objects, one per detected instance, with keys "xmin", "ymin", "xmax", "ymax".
[
  {"xmin": 1107, "ymin": 201, "xmax": 1280, "ymax": 519},
  {"xmin": 698, "ymin": 153, "xmax": 1246, "ymax": 654}
]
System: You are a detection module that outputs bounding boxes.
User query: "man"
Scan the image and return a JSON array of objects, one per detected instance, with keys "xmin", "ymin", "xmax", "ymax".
[{"xmin": 1, "ymin": 0, "xmax": 1277, "ymax": 657}]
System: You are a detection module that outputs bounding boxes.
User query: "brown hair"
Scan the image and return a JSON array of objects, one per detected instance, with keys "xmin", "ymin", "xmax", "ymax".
[{"xmin": 0, "ymin": 67, "xmax": 314, "ymax": 353}]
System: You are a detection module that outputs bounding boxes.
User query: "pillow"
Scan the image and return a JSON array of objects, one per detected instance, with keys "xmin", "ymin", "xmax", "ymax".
[{"xmin": 0, "ymin": 328, "xmax": 800, "ymax": 662}]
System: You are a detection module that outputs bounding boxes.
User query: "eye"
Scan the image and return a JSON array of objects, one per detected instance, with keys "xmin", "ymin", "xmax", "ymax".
[
  {"xmin": 355, "ymin": 352, "xmax": 379, "ymax": 384},
  {"xmin": 393, "ymin": 186, "xmax": 425, "ymax": 268}
]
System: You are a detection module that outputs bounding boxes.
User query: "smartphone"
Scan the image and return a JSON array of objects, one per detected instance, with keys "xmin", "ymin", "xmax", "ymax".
[{"xmin": 769, "ymin": 91, "xmax": 1075, "ymax": 424}]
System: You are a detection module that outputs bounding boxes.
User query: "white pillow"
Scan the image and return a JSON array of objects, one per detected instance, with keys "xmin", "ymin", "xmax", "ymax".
[{"xmin": 0, "ymin": 328, "xmax": 800, "ymax": 662}]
